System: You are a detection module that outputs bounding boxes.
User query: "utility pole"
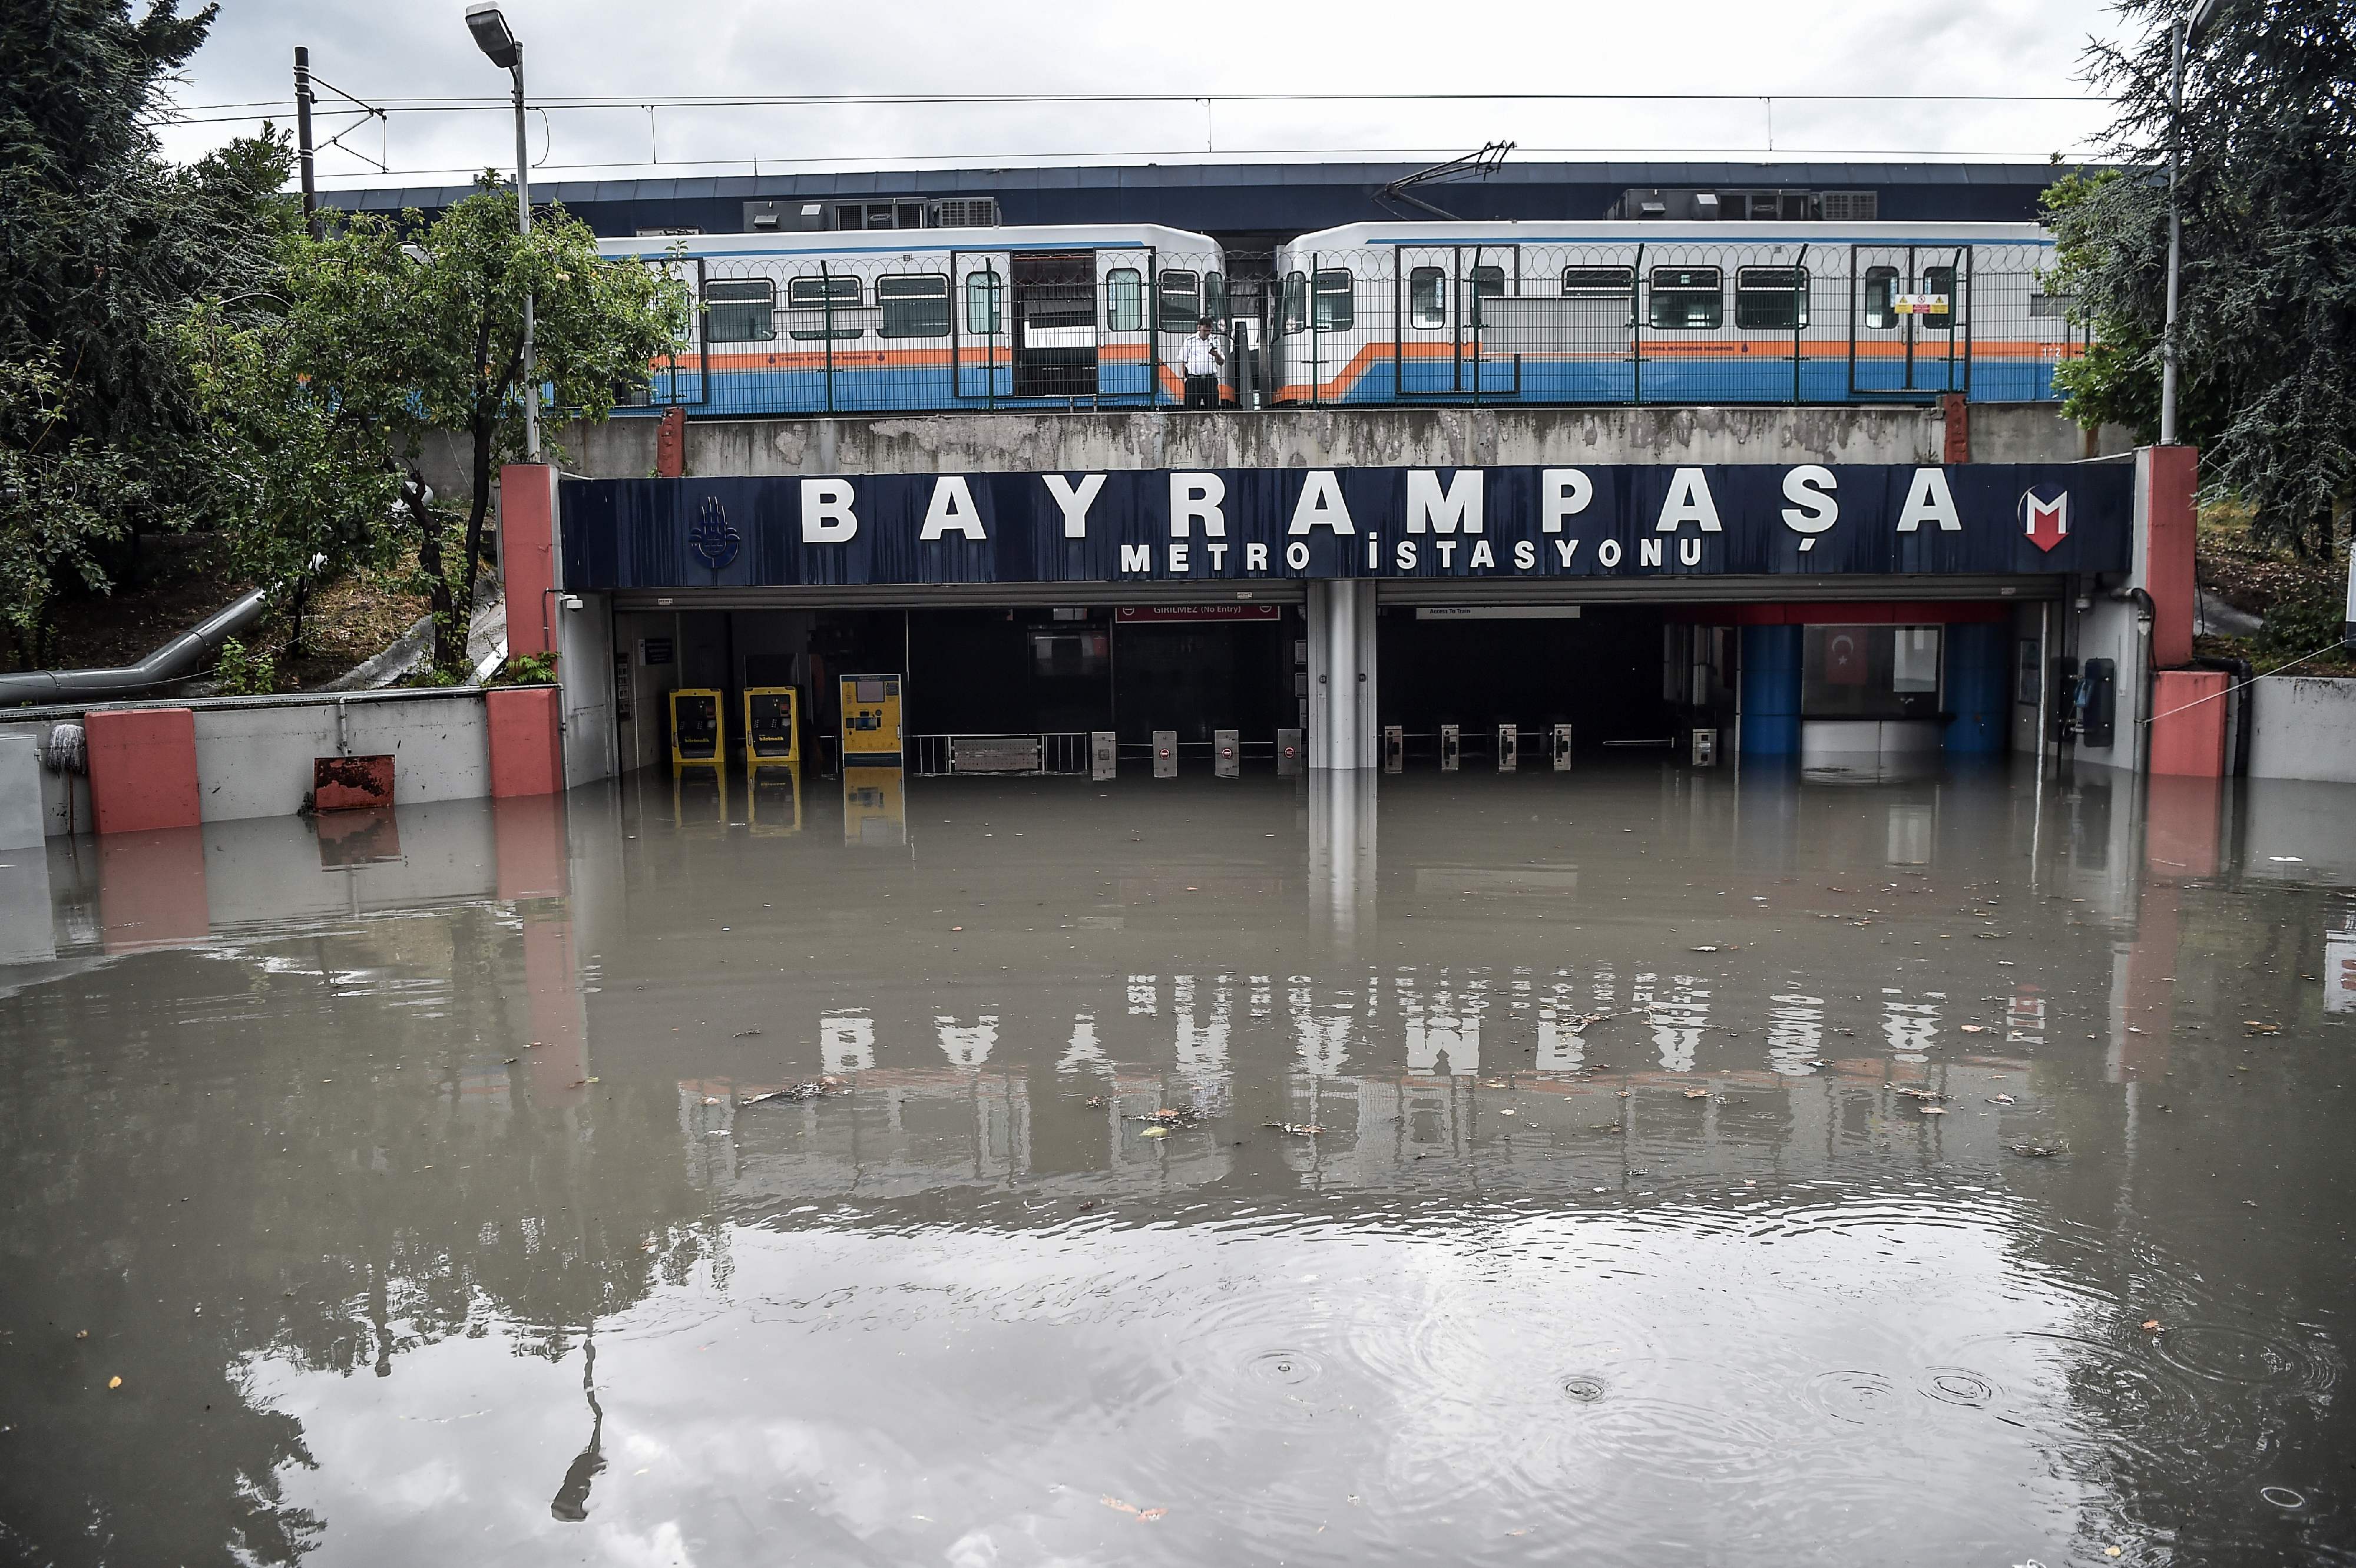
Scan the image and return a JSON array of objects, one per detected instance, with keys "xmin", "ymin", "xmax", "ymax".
[
  {"xmin": 293, "ymin": 46, "xmax": 319, "ymax": 237},
  {"xmin": 2161, "ymin": 0, "xmax": 2223, "ymax": 446},
  {"xmin": 466, "ymin": 5, "xmax": 539, "ymax": 462}
]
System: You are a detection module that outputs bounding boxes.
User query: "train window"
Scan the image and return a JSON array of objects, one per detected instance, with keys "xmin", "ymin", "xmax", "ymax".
[
  {"xmin": 1861, "ymin": 266, "xmax": 1900, "ymax": 329},
  {"xmin": 1562, "ymin": 266, "xmax": 1635, "ymax": 296},
  {"xmin": 1409, "ymin": 267, "xmax": 1447, "ymax": 329},
  {"xmin": 1283, "ymin": 272, "xmax": 1307, "ymax": 334},
  {"xmin": 1735, "ymin": 266, "xmax": 1810, "ymax": 329},
  {"xmin": 1312, "ymin": 269, "xmax": 1354, "ymax": 332},
  {"xmin": 1205, "ymin": 272, "xmax": 1227, "ymax": 320},
  {"xmin": 878, "ymin": 274, "xmax": 950, "ymax": 339},
  {"xmin": 1647, "ymin": 266, "xmax": 1721, "ymax": 329},
  {"xmin": 1922, "ymin": 265, "xmax": 1956, "ymax": 330},
  {"xmin": 1159, "ymin": 270, "xmax": 1201, "ymax": 330},
  {"xmin": 965, "ymin": 270, "xmax": 1002, "ymax": 335},
  {"xmin": 1106, "ymin": 269, "xmax": 1145, "ymax": 332},
  {"xmin": 2029, "ymin": 290, "xmax": 2074, "ymax": 319},
  {"xmin": 785, "ymin": 274, "xmax": 863, "ymax": 340},
  {"xmin": 703, "ymin": 278, "xmax": 776, "ymax": 342}
]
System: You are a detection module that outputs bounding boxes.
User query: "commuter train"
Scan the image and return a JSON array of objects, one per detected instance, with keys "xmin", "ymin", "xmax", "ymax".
[
  {"xmin": 1267, "ymin": 221, "xmax": 2076, "ymax": 406},
  {"xmin": 603, "ymin": 224, "xmax": 1230, "ymax": 416}
]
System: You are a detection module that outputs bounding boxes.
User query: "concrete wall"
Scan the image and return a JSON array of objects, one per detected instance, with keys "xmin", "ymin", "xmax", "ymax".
[
  {"xmin": 423, "ymin": 402, "xmax": 2135, "ymax": 501},
  {"xmin": 2248, "ymin": 677, "xmax": 2356, "ymax": 785},
  {"xmin": 1, "ymin": 690, "xmax": 492, "ymax": 836}
]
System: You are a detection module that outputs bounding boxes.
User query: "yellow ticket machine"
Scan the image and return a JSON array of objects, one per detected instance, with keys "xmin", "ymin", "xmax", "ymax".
[
  {"xmin": 744, "ymin": 686, "xmax": 800, "ymax": 768},
  {"xmin": 838, "ymin": 674, "xmax": 904, "ymax": 767},
  {"xmin": 669, "ymin": 687, "xmax": 724, "ymax": 772}
]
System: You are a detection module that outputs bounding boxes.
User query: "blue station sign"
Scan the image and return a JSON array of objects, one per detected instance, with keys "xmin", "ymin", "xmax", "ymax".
[{"xmin": 560, "ymin": 463, "xmax": 2132, "ymax": 589}]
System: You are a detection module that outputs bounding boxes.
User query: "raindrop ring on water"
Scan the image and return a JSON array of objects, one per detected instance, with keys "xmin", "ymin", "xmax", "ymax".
[
  {"xmin": 1560, "ymin": 1375, "xmax": 1607, "ymax": 1404},
  {"xmin": 2260, "ymin": 1486, "xmax": 2305, "ymax": 1510},
  {"xmin": 1245, "ymin": 1348, "xmax": 1322, "ymax": 1387}
]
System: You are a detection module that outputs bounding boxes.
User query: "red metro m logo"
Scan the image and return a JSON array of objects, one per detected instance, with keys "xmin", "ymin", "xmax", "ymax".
[{"xmin": 2019, "ymin": 484, "xmax": 2070, "ymax": 554}]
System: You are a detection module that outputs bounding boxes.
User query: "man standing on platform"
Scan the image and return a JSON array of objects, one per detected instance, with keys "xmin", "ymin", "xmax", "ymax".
[{"xmin": 1176, "ymin": 318, "xmax": 1224, "ymax": 410}]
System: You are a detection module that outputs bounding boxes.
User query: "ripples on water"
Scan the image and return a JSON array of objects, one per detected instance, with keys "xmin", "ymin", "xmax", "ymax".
[{"xmin": 0, "ymin": 768, "xmax": 2350, "ymax": 1565}]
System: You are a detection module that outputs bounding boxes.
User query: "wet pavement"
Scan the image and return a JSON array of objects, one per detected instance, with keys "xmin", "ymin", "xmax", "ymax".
[{"xmin": 2, "ymin": 760, "xmax": 2352, "ymax": 1566}]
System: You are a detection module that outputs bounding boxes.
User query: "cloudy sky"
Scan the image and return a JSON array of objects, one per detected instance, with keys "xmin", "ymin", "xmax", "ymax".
[{"xmin": 153, "ymin": 0, "xmax": 2142, "ymax": 189}]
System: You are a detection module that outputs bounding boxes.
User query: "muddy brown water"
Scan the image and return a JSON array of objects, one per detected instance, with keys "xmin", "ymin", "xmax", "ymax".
[{"xmin": 2, "ymin": 762, "xmax": 2352, "ymax": 1566}]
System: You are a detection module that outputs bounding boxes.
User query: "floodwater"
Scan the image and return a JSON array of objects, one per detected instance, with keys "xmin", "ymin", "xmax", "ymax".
[{"xmin": 2, "ymin": 760, "xmax": 2352, "ymax": 1567}]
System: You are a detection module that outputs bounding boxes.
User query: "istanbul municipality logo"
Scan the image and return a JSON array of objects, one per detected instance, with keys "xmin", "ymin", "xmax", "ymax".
[
  {"xmin": 689, "ymin": 495, "xmax": 740, "ymax": 569},
  {"xmin": 2019, "ymin": 483, "xmax": 2070, "ymax": 554}
]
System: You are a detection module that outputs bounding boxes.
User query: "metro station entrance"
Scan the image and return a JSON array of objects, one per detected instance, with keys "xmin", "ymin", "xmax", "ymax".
[{"xmin": 611, "ymin": 598, "xmax": 1302, "ymax": 776}]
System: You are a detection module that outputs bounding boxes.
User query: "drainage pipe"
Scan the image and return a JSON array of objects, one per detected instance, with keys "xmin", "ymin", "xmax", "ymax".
[{"xmin": 0, "ymin": 587, "xmax": 271, "ymax": 707}]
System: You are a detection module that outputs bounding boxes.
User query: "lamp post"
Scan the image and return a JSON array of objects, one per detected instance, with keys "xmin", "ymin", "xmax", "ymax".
[
  {"xmin": 465, "ymin": 4, "xmax": 538, "ymax": 462},
  {"xmin": 2160, "ymin": 0, "xmax": 2223, "ymax": 446}
]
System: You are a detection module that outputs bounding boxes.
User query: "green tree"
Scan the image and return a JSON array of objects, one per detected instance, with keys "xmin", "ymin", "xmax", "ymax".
[
  {"xmin": 0, "ymin": 360, "xmax": 146, "ymax": 666},
  {"xmin": 1, "ymin": 0, "xmax": 292, "ymax": 660},
  {"xmin": 2047, "ymin": 0, "xmax": 2356, "ymax": 555},
  {"xmin": 282, "ymin": 186, "xmax": 687, "ymax": 670}
]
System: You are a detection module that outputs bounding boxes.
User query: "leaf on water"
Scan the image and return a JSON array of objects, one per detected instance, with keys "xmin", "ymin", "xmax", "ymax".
[
  {"xmin": 2141, "ymin": 1319, "xmax": 2161, "ymax": 1332},
  {"xmin": 1683, "ymin": 1088, "xmax": 1709, "ymax": 1100},
  {"xmin": 1100, "ymin": 1496, "xmax": 1139, "ymax": 1516},
  {"xmin": 1139, "ymin": 1126, "xmax": 1169, "ymax": 1139},
  {"xmin": 1137, "ymin": 1508, "xmax": 1167, "ymax": 1521},
  {"xmin": 1920, "ymin": 1106, "xmax": 1948, "ymax": 1115},
  {"xmin": 1960, "ymin": 1024, "xmax": 1990, "ymax": 1034},
  {"xmin": 108, "ymin": 1376, "xmax": 122, "ymax": 1390}
]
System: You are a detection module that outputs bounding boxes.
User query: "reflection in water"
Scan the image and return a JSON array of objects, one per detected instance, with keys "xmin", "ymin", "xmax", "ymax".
[
  {"xmin": 550, "ymin": 1338, "xmax": 604, "ymax": 1524},
  {"xmin": 1, "ymin": 763, "xmax": 2352, "ymax": 1565}
]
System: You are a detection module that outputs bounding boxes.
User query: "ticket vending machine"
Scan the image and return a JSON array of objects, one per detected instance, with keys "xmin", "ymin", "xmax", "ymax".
[
  {"xmin": 744, "ymin": 686, "xmax": 799, "ymax": 769},
  {"xmin": 838, "ymin": 674, "xmax": 904, "ymax": 768},
  {"xmin": 670, "ymin": 687, "xmax": 724, "ymax": 773}
]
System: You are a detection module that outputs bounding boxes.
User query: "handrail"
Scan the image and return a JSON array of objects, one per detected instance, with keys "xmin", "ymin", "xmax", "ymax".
[{"xmin": 0, "ymin": 587, "xmax": 270, "ymax": 708}]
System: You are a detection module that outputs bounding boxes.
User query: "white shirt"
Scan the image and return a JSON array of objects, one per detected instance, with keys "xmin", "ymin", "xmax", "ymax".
[{"xmin": 1177, "ymin": 334, "xmax": 1223, "ymax": 376}]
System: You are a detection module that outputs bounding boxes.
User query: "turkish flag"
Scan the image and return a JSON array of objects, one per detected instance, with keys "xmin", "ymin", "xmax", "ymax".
[{"xmin": 1827, "ymin": 631, "xmax": 1866, "ymax": 686}]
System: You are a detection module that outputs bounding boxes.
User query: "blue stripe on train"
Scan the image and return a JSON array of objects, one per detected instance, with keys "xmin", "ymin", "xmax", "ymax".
[
  {"xmin": 1308, "ymin": 358, "xmax": 2057, "ymax": 405},
  {"xmin": 626, "ymin": 362, "xmax": 1178, "ymax": 416}
]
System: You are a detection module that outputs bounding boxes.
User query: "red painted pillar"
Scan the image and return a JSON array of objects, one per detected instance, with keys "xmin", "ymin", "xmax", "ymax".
[
  {"xmin": 656, "ymin": 406, "xmax": 687, "ymax": 477},
  {"xmin": 1939, "ymin": 393, "xmax": 1970, "ymax": 464},
  {"xmin": 499, "ymin": 463, "xmax": 559, "ymax": 661},
  {"xmin": 2142, "ymin": 445, "xmax": 2198, "ymax": 669},
  {"xmin": 487, "ymin": 685, "xmax": 564, "ymax": 798},
  {"xmin": 85, "ymin": 707, "xmax": 201, "ymax": 833},
  {"xmin": 2149, "ymin": 669, "xmax": 2228, "ymax": 777}
]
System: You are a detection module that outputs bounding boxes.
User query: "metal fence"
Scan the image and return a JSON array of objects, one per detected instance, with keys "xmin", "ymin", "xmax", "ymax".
[{"xmin": 1260, "ymin": 240, "xmax": 2086, "ymax": 408}]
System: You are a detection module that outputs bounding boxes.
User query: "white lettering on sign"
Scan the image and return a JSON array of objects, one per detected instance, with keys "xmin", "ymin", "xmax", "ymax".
[
  {"xmin": 1513, "ymin": 540, "xmax": 1537, "ymax": 569},
  {"xmin": 1406, "ymin": 469, "xmax": 1484, "ymax": 534},
  {"xmin": 1285, "ymin": 540, "xmax": 1312, "ymax": 570},
  {"xmin": 1781, "ymin": 464, "xmax": 1838, "ymax": 553},
  {"xmin": 1245, "ymin": 542, "xmax": 1269, "ymax": 572},
  {"xmin": 1640, "ymin": 538, "xmax": 1665, "ymax": 567},
  {"xmin": 1656, "ymin": 467, "xmax": 1723, "ymax": 532},
  {"xmin": 1044, "ymin": 472, "xmax": 1106, "ymax": 539},
  {"xmin": 1395, "ymin": 540, "xmax": 1418, "ymax": 571},
  {"xmin": 1554, "ymin": 538, "xmax": 1580, "ymax": 565},
  {"xmin": 1169, "ymin": 472, "xmax": 1226, "ymax": 538},
  {"xmin": 1542, "ymin": 468, "xmax": 1594, "ymax": 533},
  {"xmin": 1289, "ymin": 471, "xmax": 1355, "ymax": 535},
  {"xmin": 919, "ymin": 475, "xmax": 985, "ymax": 541},
  {"xmin": 1468, "ymin": 540, "xmax": 1495, "ymax": 570},
  {"xmin": 800, "ymin": 478, "xmax": 858, "ymax": 542},
  {"xmin": 1896, "ymin": 467, "xmax": 1963, "ymax": 532},
  {"xmin": 1597, "ymin": 539, "xmax": 1623, "ymax": 567},
  {"xmin": 1120, "ymin": 543, "xmax": 1151, "ymax": 573},
  {"xmin": 1169, "ymin": 542, "xmax": 1189, "ymax": 573}
]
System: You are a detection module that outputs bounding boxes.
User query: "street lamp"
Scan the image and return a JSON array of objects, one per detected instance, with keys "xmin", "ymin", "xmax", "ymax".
[
  {"xmin": 466, "ymin": 3, "xmax": 538, "ymax": 462},
  {"xmin": 2160, "ymin": 0, "xmax": 2225, "ymax": 446}
]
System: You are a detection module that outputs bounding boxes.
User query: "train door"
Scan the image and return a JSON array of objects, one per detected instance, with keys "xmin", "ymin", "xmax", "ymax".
[
  {"xmin": 1849, "ymin": 244, "xmax": 1970, "ymax": 396},
  {"xmin": 1011, "ymin": 250, "xmax": 1097, "ymax": 399},
  {"xmin": 954, "ymin": 253, "xmax": 1005, "ymax": 403},
  {"xmin": 1395, "ymin": 245, "xmax": 1517, "ymax": 398}
]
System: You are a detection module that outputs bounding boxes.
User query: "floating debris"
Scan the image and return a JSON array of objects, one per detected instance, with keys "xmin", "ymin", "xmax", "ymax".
[
  {"xmin": 740, "ymin": 1076, "xmax": 847, "ymax": 1106},
  {"xmin": 1264, "ymin": 1123, "xmax": 1326, "ymax": 1136},
  {"xmin": 1987, "ymin": 1093, "xmax": 2018, "ymax": 1106},
  {"xmin": 2008, "ymin": 1143, "xmax": 2066, "ymax": 1158}
]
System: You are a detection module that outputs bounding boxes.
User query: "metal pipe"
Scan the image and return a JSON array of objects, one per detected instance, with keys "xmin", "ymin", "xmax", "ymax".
[{"xmin": 0, "ymin": 587, "xmax": 271, "ymax": 707}]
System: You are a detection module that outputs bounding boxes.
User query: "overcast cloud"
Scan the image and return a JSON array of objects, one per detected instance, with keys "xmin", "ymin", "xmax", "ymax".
[{"xmin": 152, "ymin": 0, "xmax": 2137, "ymax": 190}]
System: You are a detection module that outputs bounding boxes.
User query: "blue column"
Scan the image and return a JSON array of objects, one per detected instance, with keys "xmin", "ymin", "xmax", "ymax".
[
  {"xmin": 1943, "ymin": 621, "xmax": 2010, "ymax": 754},
  {"xmin": 1740, "ymin": 624, "xmax": 1802, "ymax": 756}
]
